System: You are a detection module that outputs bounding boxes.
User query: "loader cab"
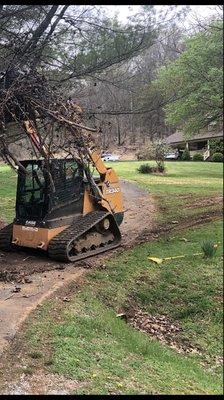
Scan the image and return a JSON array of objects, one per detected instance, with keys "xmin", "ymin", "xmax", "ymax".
[{"xmin": 15, "ymin": 158, "xmax": 85, "ymax": 223}]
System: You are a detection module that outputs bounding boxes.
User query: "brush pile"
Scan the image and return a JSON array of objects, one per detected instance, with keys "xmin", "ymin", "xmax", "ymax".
[{"xmin": 0, "ymin": 68, "xmax": 98, "ymax": 170}]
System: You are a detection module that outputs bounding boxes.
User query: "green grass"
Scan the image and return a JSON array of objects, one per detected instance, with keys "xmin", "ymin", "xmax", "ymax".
[
  {"xmin": 0, "ymin": 164, "xmax": 17, "ymax": 221},
  {"xmin": 0, "ymin": 161, "xmax": 223, "ymax": 394},
  {"xmin": 88, "ymin": 220, "xmax": 223, "ymax": 360},
  {"xmin": 0, "ymin": 161, "xmax": 222, "ymax": 223},
  {"xmin": 106, "ymin": 160, "xmax": 223, "ymax": 196},
  {"xmin": 106, "ymin": 160, "xmax": 223, "ymax": 224},
  {"xmin": 4, "ymin": 219, "xmax": 222, "ymax": 395}
]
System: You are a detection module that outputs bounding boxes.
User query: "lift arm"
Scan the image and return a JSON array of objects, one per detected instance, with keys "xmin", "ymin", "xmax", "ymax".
[
  {"xmin": 23, "ymin": 120, "xmax": 51, "ymax": 158},
  {"xmin": 22, "ymin": 118, "xmax": 123, "ymax": 215}
]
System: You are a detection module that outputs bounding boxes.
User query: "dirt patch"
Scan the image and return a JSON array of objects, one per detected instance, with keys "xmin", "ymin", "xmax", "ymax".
[
  {"xmin": 136, "ymin": 208, "xmax": 223, "ymax": 244},
  {"xmin": 183, "ymin": 196, "xmax": 223, "ymax": 209},
  {"xmin": 121, "ymin": 180, "xmax": 156, "ymax": 247},
  {"xmin": 4, "ymin": 371, "xmax": 86, "ymax": 395},
  {"xmin": 0, "ymin": 268, "xmax": 84, "ymax": 355},
  {"xmin": 172, "ymin": 209, "xmax": 223, "ymax": 231}
]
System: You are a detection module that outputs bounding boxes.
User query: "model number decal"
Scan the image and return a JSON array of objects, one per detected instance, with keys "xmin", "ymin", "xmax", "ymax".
[
  {"xmin": 22, "ymin": 226, "xmax": 39, "ymax": 231},
  {"xmin": 105, "ymin": 187, "xmax": 120, "ymax": 194},
  {"xmin": 25, "ymin": 220, "xmax": 36, "ymax": 226}
]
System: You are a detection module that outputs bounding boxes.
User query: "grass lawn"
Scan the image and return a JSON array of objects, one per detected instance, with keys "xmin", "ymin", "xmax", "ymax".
[
  {"xmin": 4, "ymin": 219, "xmax": 222, "ymax": 394},
  {"xmin": 106, "ymin": 160, "xmax": 223, "ymax": 225},
  {"xmin": 0, "ymin": 161, "xmax": 223, "ymax": 224},
  {"xmin": 107, "ymin": 160, "xmax": 223, "ymax": 196},
  {"xmin": 0, "ymin": 164, "xmax": 17, "ymax": 222},
  {"xmin": 0, "ymin": 160, "xmax": 223, "ymax": 394}
]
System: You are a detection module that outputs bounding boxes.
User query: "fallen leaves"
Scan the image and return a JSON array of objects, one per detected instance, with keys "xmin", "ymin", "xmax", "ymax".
[{"xmin": 127, "ymin": 309, "xmax": 202, "ymax": 355}]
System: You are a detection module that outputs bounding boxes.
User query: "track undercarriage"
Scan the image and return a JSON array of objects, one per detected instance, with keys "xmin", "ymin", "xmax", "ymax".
[{"xmin": 0, "ymin": 211, "xmax": 121, "ymax": 263}]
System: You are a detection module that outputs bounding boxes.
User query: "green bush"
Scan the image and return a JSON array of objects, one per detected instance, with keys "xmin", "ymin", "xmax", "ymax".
[
  {"xmin": 192, "ymin": 153, "xmax": 204, "ymax": 161},
  {"xmin": 156, "ymin": 161, "xmax": 165, "ymax": 172},
  {"xmin": 137, "ymin": 164, "xmax": 154, "ymax": 174},
  {"xmin": 210, "ymin": 139, "xmax": 223, "ymax": 155},
  {"xmin": 137, "ymin": 163, "xmax": 166, "ymax": 174},
  {"xmin": 211, "ymin": 152, "xmax": 223, "ymax": 162},
  {"xmin": 181, "ymin": 148, "xmax": 191, "ymax": 161}
]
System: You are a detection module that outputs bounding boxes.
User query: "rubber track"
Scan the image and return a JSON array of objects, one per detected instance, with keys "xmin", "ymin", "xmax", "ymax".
[
  {"xmin": 48, "ymin": 210, "xmax": 121, "ymax": 262},
  {"xmin": 0, "ymin": 223, "xmax": 13, "ymax": 251}
]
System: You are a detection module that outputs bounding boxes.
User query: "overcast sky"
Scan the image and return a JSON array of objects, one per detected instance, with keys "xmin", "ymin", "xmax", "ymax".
[{"xmin": 101, "ymin": 5, "xmax": 219, "ymax": 26}]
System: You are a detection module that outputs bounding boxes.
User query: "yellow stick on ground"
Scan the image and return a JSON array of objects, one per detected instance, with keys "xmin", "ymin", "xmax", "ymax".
[
  {"xmin": 148, "ymin": 257, "xmax": 163, "ymax": 264},
  {"xmin": 148, "ymin": 246, "xmax": 218, "ymax": 265},
  {"xmin": 148, "ymin": 255, "xmax": 186, "ymax": 264},
  {"xmin": 163, "ymin": 255, "xmax": 186, "ymax": 260}
]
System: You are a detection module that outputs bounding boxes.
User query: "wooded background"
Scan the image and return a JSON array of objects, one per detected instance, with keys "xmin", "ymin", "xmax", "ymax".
[{"xmin": 0, "ymin": 5, "xmax": 223, "ymax": 158}]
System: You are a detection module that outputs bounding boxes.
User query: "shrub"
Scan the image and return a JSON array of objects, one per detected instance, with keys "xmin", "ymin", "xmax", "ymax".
[
  {"xmin": 181, "ymin": 148, "xmax": 191, "ymax": 161},
  {"xmin": 136, "ymin": 140, "xmax": 172, "ymax": 166},
  {"xmin": 211, "ymin": 152, "xmax": 223, "ymax": 162},
  {"xmin": 146, "ymin": 139, "xmax": 171, "ymax": 170},
  {"xmin": 201, "ymin": 240, "xmax": 217, "ymax": 258},
  {"xmin": 137, "ymin": 164, "xmax": 154, "ymax": 174},
  {"xmin": 156, "ymin": 161, "xmax": 165, "ymax": 172},
  {"xmin": 210, "ymin": 139, "xmax": 223, "ymax": 155},
  {"xmin": 137, "ymin": 163, "xmax": 165, "ymax": 174},
  {"xmin": 192, "ymin": 153, "xmax": 204, "ymax": 161}
]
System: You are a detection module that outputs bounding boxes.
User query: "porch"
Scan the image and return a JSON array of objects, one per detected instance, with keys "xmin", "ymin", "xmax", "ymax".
[{"xmin": 166, "ymin": 130, "xmax": 223, "ymax": 161}]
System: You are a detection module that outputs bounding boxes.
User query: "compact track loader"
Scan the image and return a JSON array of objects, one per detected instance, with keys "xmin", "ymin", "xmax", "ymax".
[
  {"xmin": 0, "ymin": 69, "xmax": 124, "ymax": 262},
  {"xmin": 0, "ymin": 122, "xmax": 124, "ymax": 262},
  {"xmin": 0, "ymin": 153, "xmax": 124, "ymax": 262}
]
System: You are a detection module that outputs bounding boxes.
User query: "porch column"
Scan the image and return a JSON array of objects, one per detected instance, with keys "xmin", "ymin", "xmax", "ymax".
[
  {"xmin": 185, "ymin": 141, "xmax": 189, "ymax": 149},
  {"xmin": 207, "ymin": 139, "xmax": 210, "ymax": 150}
]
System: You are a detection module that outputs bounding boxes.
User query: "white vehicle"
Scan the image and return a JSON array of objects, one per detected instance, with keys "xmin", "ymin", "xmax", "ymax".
[
  {"xmin": 165, "ymin": 150, "xmax": 180, "ymax": 160},
  {"xmin": 102, "ymin": 153, "xmax": 120, "ymax": 162}
]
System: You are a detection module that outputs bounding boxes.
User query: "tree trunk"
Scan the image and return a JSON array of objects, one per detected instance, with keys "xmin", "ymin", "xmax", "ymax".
[{"xmin": 116, "ymin": 115, "xmax": 121, "ymax": 146}]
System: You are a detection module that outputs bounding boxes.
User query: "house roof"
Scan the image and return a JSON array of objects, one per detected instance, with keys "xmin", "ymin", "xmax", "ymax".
[{"xmin": 166, "ymin": 130, "xmax": 223, "ymax": 145}]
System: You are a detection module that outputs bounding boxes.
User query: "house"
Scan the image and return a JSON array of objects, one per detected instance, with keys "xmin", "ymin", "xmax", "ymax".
[{"xmin": 165, "ymin": 129, "xmax": 223, "ymax": 160}]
